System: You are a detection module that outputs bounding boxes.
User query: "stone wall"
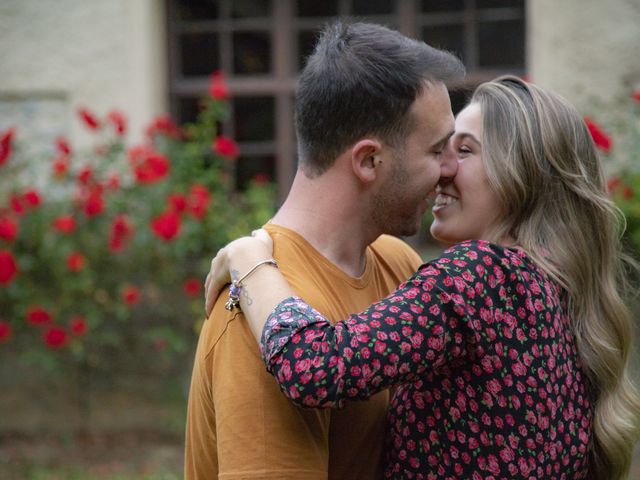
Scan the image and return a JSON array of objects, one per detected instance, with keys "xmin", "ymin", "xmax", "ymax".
[
  {"xmin": 528, "ymin": 0, "xmax": 640, "ymax": 114},
  {"xmin": 0, "ymin": 0, "xmax": 167, "ymax": 151}
]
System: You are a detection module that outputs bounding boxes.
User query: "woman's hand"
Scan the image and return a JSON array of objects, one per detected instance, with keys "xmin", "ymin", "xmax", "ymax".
[{"xmin": 204, "ymin": 229, "xmax": 274, "ymax": 317}]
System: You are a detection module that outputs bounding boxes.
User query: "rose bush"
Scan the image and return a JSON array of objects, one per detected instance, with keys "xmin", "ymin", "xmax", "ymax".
[
  {"xmin": 0, "ymin": 72, "xmax": 275, "ymax": 376},
  {"xmin": 598, "ymin": 87, "xmax": 640, "ymax": 255}
]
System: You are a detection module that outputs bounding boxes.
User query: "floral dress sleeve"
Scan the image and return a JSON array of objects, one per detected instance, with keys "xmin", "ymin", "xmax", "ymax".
[{"xmin": 261, "ymin": 240, "xmax": 497, "ymax": 408}]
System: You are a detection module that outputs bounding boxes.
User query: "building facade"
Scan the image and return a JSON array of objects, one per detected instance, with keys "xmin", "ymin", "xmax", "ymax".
[{"xmin": 1, "ymin": 0, "xmax": 638, "ymax": 196}]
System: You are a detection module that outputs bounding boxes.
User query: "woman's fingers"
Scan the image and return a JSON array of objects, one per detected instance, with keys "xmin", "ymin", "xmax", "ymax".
[
  {"xmin": 252, "ymin": 228, "xmax": 274, "ymax": 252},
  {"xmin": 204, "ymin": 249, "xmax": 230, "ymax": 317}
]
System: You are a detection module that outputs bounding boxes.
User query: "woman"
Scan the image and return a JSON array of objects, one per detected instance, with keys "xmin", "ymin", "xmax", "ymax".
[{"xmin": 205, "ymin": 77, "xmax": 640, "ymax": 479}]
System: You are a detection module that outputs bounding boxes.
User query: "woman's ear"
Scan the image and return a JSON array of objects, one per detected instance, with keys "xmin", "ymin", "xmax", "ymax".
[{"xmin": 350, "ymin": 138, "xmax": 383, "ymax": 183}]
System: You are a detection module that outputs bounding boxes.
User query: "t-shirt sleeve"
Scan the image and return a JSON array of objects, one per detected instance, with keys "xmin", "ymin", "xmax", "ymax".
[
  {"xmin": 185, "ymin": 292, "xmax": 331, "ymax": 480},
  {"xmin": 261, "ymin": 242, "xmax": 492, "ymax": 409}
]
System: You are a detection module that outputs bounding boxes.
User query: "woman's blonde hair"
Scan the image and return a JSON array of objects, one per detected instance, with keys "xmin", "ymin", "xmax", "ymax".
[{"xmin": 472, "ymin": 76, "xmax": 640, "ymax": 478}]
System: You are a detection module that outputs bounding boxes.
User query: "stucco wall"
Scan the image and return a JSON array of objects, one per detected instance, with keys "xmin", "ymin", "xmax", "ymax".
[
  {"xmin": 0, "ymin": 0, "xmax": 167, "ymax": 150},
  {"xmin": 528, "ymin": 0, "xmax": 640, "ymax": 114}
]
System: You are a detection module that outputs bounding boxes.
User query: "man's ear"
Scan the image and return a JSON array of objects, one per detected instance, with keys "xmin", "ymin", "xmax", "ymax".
[{"xmin": 350, "ymin": 139, "xmax": 384, "ymax": 183}]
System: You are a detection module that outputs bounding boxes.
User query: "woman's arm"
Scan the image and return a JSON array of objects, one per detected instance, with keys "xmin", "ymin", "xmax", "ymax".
[
  {"xmin": 260, "ymin": 269, "xmax": 474, "ymax": 408},
  {"xmin": 206, "ymin": 236, "xmax": 488, "ymax": 409}
]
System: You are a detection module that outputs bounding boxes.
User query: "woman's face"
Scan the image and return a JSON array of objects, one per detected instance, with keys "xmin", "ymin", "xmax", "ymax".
[{"xmin": 429, "ymin": 103, "xmax": 504, "ymax": 245}]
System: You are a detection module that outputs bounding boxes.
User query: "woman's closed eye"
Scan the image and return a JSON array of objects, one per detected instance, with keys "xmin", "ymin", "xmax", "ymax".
[{"xmin": 457, "ymin": 145, "xmax": 472, "ymax": 157}]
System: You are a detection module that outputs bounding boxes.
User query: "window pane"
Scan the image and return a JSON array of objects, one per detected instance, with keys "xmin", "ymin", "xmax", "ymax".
[
  {"xmin": 478, "ymin": 20, "xmax": 525, "ymax": 67},
  {"xmin": 180, "ymin": 33, "xmax": 219, "ymax": 76},
  {"xmin": 298, "ymin": 30, "xmax": 319, "ymax": 70},
  {"xmin": 449, "ymin": 88, "xmax": 472, "ymax": 115},
  {"xmin": 236, "ymin": 155, "xmax": 275, "ymax": 190},
  {"xmin": 422, "ymin": 25, "xmax": 465, "ymax": 61},
  {"xmin": 177, "ymin": 97, "xmax": 201, "ymax": 124},
  {"xmin": 231, "ymin": 0, "xmax": 271, "ymax": 18},
  {"xmin": 352, "ymin": 0, "xmax": 394, "ymax": 15},
  {"xmin": 298, "ymin": 0, "xmax": 339, "ymax": 17},
  {"xmin": 421, "ymin": 0, "xmax": 465, "ymax": 12},
  {"xmin": 477, "ymin": 0, "xmax": 524, "ymax": 8},
  {"xmin": 233, "ymin": 97, "xmax": 275, "ymax": 141},
  {"xmin": 233, "ymin": 32, "xmax": 271, "ymax": 74},
  {"xmin": 177, "ymin": 0, "xmax": 219, "ymax": 20}
]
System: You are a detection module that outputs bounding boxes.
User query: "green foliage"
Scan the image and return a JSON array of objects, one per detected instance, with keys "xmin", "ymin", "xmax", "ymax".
[
  {"xmin": 606, "ymin": 91, "xmax": 640, "ymax": 256},
  {"xmin": 0, "ymin": 91, "xmax": 276, "ymax": 377}
]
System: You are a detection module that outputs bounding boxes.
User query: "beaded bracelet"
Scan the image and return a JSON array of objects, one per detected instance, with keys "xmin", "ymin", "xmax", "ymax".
[{"xmin": 224, "ymin": 259, "xmax": 278, "ymax": 311}]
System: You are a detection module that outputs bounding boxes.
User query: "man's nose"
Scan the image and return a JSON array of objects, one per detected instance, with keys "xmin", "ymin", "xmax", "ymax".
[{"xmin": 439, "ymin": 143, "xmax": 458, "ymax": 179}]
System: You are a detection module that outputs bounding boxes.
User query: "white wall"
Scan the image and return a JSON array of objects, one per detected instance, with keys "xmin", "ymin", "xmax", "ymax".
[
  {"xmin": 528, "ymin": 0, "xmax": 640, "ymax": 115},
  {"xmin": 0, "ymin": 0, "xmax": 167, "ymax": 152}
]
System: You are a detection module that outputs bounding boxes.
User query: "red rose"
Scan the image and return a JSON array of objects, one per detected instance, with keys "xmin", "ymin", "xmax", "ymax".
[
  {"xmin": 109, "ymin": 236, "xmax": 124, "ymax": 253},
  {"xmin": 52, "ymin": 155, "xmax": 69, "ymax": 177},
  {"xmin": 23, "ymin": 189, "xmax": 42, "ymax": 208},
  {"xmin": 0, "ymin": 320, "xmax": 12, "ymax": 342},
  {"xmin": 252, "ymin": 172, "xmax": 269, "ymax": 185},
  {"xmin": 0, "ymin": 250, "xmax": 18, "ymax": 285},
  {"xmin": 42, "ymin": 325, "xmax": 68, "ymax": 349},
  {"xmin": 111, "ymin": 214, "xmax": 133, "ymax": 236},
  {"xmin": 213, "ymin": 136, "xmax": 240, "ymax": 159},
  {"xmin": 145, "ymin": 115, "xmax": 181, "ymax": 139},
  {"xmin": 584, "ymin": 117, "xmax": 612, "ymax": 154},
  {"xmin": 9, "ymin": 194, "xmax": 25, "ymax": 215},
  {"xmin": 208, "ymin": 71, "xmax": 229, "ymax": 100},
  {"xmin": 106, "ymin": 173, "xmax": 120, "ymax": 190},
  {"xmin": 183, "ymin": 278, "xmax": 201, "ymax": 297},
  {"xmin": 622, "ymin": 185, "xmax": 634, "ymax": 200},
  {"xmin": 122, "ymin": 285, "xmax": 141, "ymax": 305},
  {"xmin": 52, "ymin": 215, "xmax": 76, "ymax": 234},
  {"xmin": 128, "ymin": 145, "xmax": 170, "ymax": 184},
  {"xmin": 168, "ymin": 193, "xmax": 187, "ymax": 213},
  {"xmin": 150, "ymin": 210, "xmax": 181, "ymax": 241},
  {"xmin": 26, "ymin": 306, "xmax": 52, "ymax": 326},
  {"xmin": 69, "ymin": 316, "xmax": 87, "ymax": 336},
  {"xmin": 0, "ymin": 127, "xmax": 16, "ymax": 167},
  {"xmin": 67, "ymin": 252, "xmax": 86, "ymax": 272},
  {"xmin": 84, "ymin": 189, "xmax": 104, "ymax": 217},
  {"xmin": 633, "ymin": 88, "xmax": 640, "ymax": 104},
  {"xmin": 55, "ymin": 136, "xmax": 71, "ymax": 155},
  {"xmin": 607, "ymin": 176, "xmax": 621, "ymax": 193},
  {"xmin": 77, "ymin": 107, "xmax": 100, "ymax": 130},
  {"xmin": 108, "ymin": 214, "xmax": 134, "ymax": 253},
  {"xmin": 187, "ymin": 184, "xmax": 211, "ymax": 219},
  {"xmin": 107, "ymin": 109, "xmax": 127, "ymax": 136},
  {"xmin": 77, "ymin": 165, "xmax": 94, "ymax": 185},
  {"xmin": 0, "ymin": 216, "xmax": 18, "ymax": 242}
]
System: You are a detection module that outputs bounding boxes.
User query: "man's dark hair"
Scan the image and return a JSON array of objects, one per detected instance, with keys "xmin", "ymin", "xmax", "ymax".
[{"xmin": 295, "ymin": 21, "xmax": 465, "ymax": 177}]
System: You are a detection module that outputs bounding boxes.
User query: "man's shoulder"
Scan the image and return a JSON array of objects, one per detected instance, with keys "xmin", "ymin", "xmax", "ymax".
[{"xmin": 196, "ymin": 290, "xmax": 257, "ymax": 360}]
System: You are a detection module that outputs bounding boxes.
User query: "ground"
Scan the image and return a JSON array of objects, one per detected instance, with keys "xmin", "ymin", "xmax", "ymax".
[
  {"xmin": 0, "ymin": 431, "xmax": 182, "ymax": 480},
  {"xmin": 2, "ymin": 430, "xmax": 640, "ymax": 479}
]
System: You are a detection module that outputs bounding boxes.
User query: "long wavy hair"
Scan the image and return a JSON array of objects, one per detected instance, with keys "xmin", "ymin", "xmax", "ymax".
[{"xmin": 472, "ymin": 76, "xmax": 640, "ymax": 478}]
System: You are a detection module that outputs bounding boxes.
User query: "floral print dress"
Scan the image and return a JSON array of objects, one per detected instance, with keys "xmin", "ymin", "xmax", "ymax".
[{"xmin": 261, "ymin": 240, "xmax": 593, "ymax": 479}]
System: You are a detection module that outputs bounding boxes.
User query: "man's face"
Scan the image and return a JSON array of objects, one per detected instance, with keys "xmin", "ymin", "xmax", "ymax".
[{"xmin": 372, "ymin": 82, "xmax": 456, "ymax": 237}]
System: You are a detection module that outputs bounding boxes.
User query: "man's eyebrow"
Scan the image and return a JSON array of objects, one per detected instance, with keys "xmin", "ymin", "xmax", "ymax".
[{"xmin": 432, "ymin": 130, "xmax": 455, "ymax": 149}]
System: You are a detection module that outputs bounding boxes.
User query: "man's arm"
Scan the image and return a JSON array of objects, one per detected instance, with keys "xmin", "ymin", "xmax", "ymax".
[{"xmin": 186, "ymin": 291, "xmax": 331, "ymax": 479}]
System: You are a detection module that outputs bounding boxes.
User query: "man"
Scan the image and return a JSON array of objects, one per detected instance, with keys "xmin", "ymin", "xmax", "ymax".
[{"xmin": 185, "ymin": 21, "xmax": 464, "ymax": 479}]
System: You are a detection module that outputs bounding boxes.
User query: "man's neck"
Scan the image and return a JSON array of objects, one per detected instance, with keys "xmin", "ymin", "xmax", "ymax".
[{"xmin": 270, "ymin": 170, "xmax": 380, "ymax": 278}]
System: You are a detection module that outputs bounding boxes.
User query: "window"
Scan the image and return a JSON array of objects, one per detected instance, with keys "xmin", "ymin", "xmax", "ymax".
[{"xmin": 167, "ymin": 0, "xmax": 526, "ymax": 197}]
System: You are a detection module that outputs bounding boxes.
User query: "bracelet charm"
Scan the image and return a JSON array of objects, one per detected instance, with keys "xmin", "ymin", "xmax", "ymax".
[{"xmin": 224, "ymin": 259, "xmax": 278, "ymax": 311}]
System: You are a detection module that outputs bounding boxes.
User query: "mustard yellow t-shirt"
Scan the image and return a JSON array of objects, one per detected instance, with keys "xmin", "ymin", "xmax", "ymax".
[{"xmin": 184, "ymin": 224, "xmax": 423, "ymax": 479}]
